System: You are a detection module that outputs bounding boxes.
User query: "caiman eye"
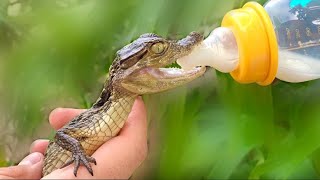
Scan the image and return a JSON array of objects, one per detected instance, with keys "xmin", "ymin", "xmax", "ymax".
[{"xmin": 150, "ymin": 42, "xmax": 165, "ymax": 54}]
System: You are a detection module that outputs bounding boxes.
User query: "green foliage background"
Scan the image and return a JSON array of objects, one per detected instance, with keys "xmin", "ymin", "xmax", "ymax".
[{"xmin": 1, "ymin": 0, "xmax": 320, "ymax": 179}]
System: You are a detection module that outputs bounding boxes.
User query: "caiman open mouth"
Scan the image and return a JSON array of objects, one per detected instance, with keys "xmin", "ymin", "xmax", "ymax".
[
  {"xmin": 145, "ymin": 66, "xmax": 205, "ymax": 79},
  {"xmin": 139, "ymin": 31, "xmax": 206, "ymax": 80},
  {"xmin": 138, "ymin": 58, "xmax": 206, "ymax": 80}
]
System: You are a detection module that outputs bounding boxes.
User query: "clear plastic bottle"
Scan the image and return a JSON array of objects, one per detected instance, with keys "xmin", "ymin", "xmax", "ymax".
[{"xmin": 177, "ymin": 0, "xmax": 320, "ymax": 85}]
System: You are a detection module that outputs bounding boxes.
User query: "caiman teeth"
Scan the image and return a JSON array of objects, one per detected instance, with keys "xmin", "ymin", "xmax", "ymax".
[{"xmin": 156, "ymin": 66, "xmax": 206, "ymax": 78}]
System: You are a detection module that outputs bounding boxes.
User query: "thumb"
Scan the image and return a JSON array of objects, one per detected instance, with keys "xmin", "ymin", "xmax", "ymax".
[{"xmin": 0, "ymin": 152, "xmax": 44, "ymax": 179}]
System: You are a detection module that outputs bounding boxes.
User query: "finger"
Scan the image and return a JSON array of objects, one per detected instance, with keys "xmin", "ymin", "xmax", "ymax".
[
  {"xmin": 0, "ymin": 152, "xmax": 44, "ymax": 179},
  {"xmin": 30, "ymin": 139, "xmax": 49, "ymax": 154},
  {"xmin": 49, "ymin": 108, "xmax": 86, "ymax": 130},
  {"xmin": 43, "ymin": 97, "xmax": 148, "ymax": 179}
]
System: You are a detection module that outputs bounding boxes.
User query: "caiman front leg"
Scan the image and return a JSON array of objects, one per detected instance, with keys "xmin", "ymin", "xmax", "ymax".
[{"xmin": 55, "ymin": 130, "xmax": 97, "ymax": 176}]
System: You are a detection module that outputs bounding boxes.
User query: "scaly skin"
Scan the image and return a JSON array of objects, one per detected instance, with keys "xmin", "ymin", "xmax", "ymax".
[{"xmin": 42, "ymin": 32, "xmax": 206, "ymax": 177}]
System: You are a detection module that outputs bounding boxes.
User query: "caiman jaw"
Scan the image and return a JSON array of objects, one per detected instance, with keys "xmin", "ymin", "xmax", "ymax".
[{"xmin": 121, "ymin": 63, "xmax": 206, "ymax": 94}]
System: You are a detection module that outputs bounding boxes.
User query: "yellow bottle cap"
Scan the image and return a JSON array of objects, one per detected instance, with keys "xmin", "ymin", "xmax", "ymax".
[{"xmin": 221, "ymin": 2, "xmax": 278, "ymax": 86}]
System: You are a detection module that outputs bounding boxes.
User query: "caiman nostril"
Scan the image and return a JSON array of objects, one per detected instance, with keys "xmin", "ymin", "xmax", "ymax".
[{"xmin": 177, "ymin": 31, "xmax": 203, "ymax": 49}]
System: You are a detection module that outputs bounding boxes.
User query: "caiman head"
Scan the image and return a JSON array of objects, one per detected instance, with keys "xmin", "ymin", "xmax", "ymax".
[{"xmin": 109, "ymin": 32, "xmax": 206, "ymax": 94}]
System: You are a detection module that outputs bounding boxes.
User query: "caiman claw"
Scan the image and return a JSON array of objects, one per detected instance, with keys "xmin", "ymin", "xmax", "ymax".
[{"xmin": 60, "ymin": 152, "xmax": 97, "ymax": 176}]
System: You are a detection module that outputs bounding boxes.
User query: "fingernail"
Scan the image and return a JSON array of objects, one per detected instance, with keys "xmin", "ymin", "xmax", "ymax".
[
  {"xmin": 29, "ymin": 139, "xmax": 47, "ymax": 153},
  {"xmin": 19, "ymin": 152, "xmax": 43, "ymax": 166},
  {"xmin": 29, "ymin": 140, "xmax": 37, "ymax": 153}
]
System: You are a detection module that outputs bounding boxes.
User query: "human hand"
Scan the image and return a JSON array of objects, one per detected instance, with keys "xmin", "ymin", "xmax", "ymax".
[{"xmin": 0, "ymin": 97, "xmax": 147, "ymax": 179}]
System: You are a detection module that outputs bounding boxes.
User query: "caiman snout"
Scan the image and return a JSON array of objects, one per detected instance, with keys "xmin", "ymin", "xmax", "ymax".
[{"xmin": 177, "ymin": 31, "xmax": 204, "ymax": 49}]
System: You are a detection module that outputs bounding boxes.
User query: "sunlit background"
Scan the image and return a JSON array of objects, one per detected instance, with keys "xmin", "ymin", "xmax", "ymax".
[{"xmin": 1, "ymin": 0, "xmax": 320, "ymax": 179}]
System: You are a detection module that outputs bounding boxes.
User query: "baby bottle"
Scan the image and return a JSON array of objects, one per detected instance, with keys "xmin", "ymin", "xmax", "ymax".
[{"xmin": 177, "ymin": 0, "xmax": 320, "ymax": 85}]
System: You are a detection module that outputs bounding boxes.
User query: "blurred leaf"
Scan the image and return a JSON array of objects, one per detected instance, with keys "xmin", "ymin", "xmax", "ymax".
[{"xmin": 0, "ymin": 146, "xmax": 7, "ymax": 167}]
